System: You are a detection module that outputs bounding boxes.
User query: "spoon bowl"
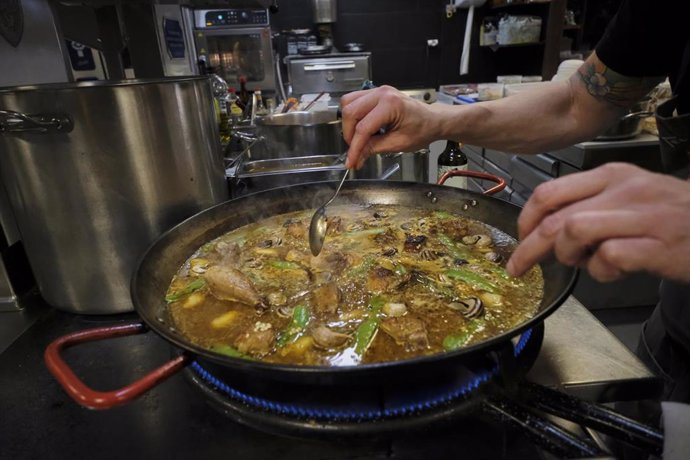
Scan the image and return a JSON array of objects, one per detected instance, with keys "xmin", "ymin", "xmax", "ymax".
[{"xmin": 309, "ymin": 168, "xmax": 350, "ymax": 256}]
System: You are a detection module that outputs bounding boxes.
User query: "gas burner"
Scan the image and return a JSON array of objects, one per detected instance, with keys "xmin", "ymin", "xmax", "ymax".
[{"xmin": 183, "ymin": 326, "xmax": 543, "ymax": 437}]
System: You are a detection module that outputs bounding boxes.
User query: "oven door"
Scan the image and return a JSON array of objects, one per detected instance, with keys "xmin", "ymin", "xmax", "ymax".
[{"xmin": 194, "ymin": 27, "xmax": 275, "ymax": 92}]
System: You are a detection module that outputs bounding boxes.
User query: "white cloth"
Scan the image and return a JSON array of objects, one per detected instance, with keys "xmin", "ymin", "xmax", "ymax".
[{"xmin": 662, "ymin": 402, "xmax": 690, "ymax": 459}]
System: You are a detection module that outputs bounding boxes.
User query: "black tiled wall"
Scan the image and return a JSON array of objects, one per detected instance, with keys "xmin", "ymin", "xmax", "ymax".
[{"xmin": 271, "ymin": 0, "xmax": 495, "ymax": 89}]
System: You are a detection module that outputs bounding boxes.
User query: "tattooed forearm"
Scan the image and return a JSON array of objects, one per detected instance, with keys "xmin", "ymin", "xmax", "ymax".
[{"xmin": 577, "ymin": 53, "xmax": 664, "ymax": 108}]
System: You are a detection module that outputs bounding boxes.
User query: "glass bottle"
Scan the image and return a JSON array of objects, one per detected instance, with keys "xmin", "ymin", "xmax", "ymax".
[
  {"xmin": 227, "ymin": 88, "xmax": 244, "ymax": 126},
  {"xmin": 437, "ymin": 140, "xmax": 468, "ymax": 189},
  {"xmin": 254, "ymin": 89, "xmax": 268, "ymax": 116},
  {"xmin": 238, "ymin": 75, "xmax": 250, "ymax": 108}
]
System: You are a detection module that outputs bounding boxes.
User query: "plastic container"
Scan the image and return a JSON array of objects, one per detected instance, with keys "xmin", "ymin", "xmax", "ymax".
[
  {"xmin": 497, "ymin": 75, "xmax": 522, "ymax": 84},
  {"xmin": 497, "ymin": 16, "xmax": 542, "ymax": 45},
  {"xmin": 477, "ymin": 83, "xmax": 505, "ymax": 101}
]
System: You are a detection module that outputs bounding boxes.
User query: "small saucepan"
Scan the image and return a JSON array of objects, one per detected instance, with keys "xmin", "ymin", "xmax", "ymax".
[{"xmin": 594, "ymin": 101, "xmax": 654, "ymax": 141}]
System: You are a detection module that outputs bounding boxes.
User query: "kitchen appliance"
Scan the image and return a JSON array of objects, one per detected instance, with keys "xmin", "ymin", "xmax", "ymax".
[
  {"xmin": 312, "ymin": 0, "xmax": 337, "ymax": 23},
  {"xmin": 231, "ymin": 111, "xmax": 346, "ymax": 161},
  {"xmin": 0, "ymin": 77, "xmax": 228, "ymax": 314},
  {"xmin": 184, "ymin": 8, "xmax": 275, "ymax": 92},
  {"xmin": 285, "ymin": 52, "xmax": 371, "ymax": 97}
]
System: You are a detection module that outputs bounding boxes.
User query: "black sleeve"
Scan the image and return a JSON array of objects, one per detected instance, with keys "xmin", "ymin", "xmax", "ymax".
[{"xmin": 595, "ymin": 0, "xmax": 687, "ymax": 80}]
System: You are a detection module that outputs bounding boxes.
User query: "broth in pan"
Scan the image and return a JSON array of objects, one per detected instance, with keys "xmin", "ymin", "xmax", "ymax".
[{"xmin": 166, "ymin": 205, "xmax": 543, "ymax": 366}]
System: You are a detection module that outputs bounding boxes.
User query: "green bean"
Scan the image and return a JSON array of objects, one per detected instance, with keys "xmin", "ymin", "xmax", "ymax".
[
  {"xmin": 210, "ymin": 343, "xmax": 251, "ymax": 359},
  {"xmin": 269, "ymin": 260, "xmax": 302, "ymax": 270},
  {"xmin": 433, "ymin": 210, "xmax": 454, "ymax": 220},
  {"xmin": 277, "ymin": 304, "xmax": 310, "ymax": 347},
  {"xmin": 443, "ymin": 321, "xmax": 482, "ymax": 350},
  {"xmin": 416, "ymin": 273, "xmax": 456, "ymax": 299},
  {"xmin": 344, "ymin": 227, "xmax": 387, "ymax": 237},
  {"xmin": 444, "ymin": 268, "xmax": 497, "ymax": 293},
  {"xmin": 354, "ymin": 318, "xmax": 379, "ymax": 355},
  {"xmin": 353, "ymin": 296, "xmax": 385, "ymax": 355},
  {"xmin": 438, "ymin": 233, "xmax": 471, "ymax": 259},
  {"xmin": 165, "ymin": 278, "xmax": 206, "ymax": 303}
]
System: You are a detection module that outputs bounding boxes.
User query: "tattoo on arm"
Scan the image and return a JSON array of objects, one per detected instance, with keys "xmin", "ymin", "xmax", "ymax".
[{"xmin": 577, "ymin": 58, "xmax": 664, "ymax": 108}]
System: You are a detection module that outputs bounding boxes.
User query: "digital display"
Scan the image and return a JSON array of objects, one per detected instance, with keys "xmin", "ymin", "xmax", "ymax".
[{"xmin": 204, "ymin": 9, "xmax": 268, "ymax": 27}]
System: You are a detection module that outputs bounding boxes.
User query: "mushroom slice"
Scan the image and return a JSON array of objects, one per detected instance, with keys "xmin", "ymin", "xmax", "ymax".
[
  {"xmin": 484, "ymin": 251, "xmax": 503, "ymax": 263},
  {"xmin": 462, "ymin": 234, "xmax": 493, "ymax": 248},
  {"xmin": 382, "ymin": 247, "xmax": 398, "ymax": 257},
  {"xmin": 311, "ymin": 325, "xmax": 351, "ymax": 350},
  {"xmin": 448, "ymin": 297, "xmax": 485, "ymax": 319}
]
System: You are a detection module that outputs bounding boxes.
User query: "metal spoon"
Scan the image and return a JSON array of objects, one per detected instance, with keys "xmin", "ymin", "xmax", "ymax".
[{"xmin": 309, "ymin": 168, "xmax": 350, "ymax": 256}]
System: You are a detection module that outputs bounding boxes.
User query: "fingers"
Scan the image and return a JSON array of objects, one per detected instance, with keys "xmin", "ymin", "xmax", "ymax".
[
  {"xmin": 346, "ymin": 103, "xmax": 399, "ymax": 169},
  {"xmin": 517, "ymin": 168, "xmax": 611, "ymax": 240},
  {"xmin": 586, "ymin": 238, "xmax": 664, "ymax": 282},
  {"xmin": 553, "ymin": 210, "xmax": 651, "ymax": 266},
  {"xmin": 507, "ymin": 207, "xmax": 661, "ymax": 279},
  {"xmin": 341, "ymin": 86, "xmax": 405, "ymax": 169},
  {"xmin": 507, "ymin": 211, "xmax": 567, "ymax": 277},
  {"xmin": 340, "ymin": 89, "xmax": 382, "ymax": 145}
]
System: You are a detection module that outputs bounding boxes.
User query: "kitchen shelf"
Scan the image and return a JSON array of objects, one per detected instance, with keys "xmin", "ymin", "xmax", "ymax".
[
  {"xmin": 480, "ymin": 41, "xmax": 546, "ymax": 49},
  {"xmin": 490, "ymin": 0, "xmax": 552, "ymax": 10}
]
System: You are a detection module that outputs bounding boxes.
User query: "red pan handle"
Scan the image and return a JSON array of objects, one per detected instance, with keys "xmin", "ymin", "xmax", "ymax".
[
  {"xmin": 437, "ymin": 169, "xmax": 507, "ymax": 195},
  {"xmin": 44, "ymin": 321, "xmax": 190, "ymax": 410}
]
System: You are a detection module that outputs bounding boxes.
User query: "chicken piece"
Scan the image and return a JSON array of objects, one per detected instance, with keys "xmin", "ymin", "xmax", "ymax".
[
  {"xmin": 234, "ymin": 327, "xmax": 275, "ymax": 356},
  {"xmin": 368, "ymin": 265, "xmax": 407, "ymax": 292},
  {"xmin": 204, "ymin": 265, "xmax": 264, "ymax": 308},
  {"xmin": 310, "ymin": 252, "xmax": 349, "ymax": 275},
  {"xmin": 380, "ymin": 316, "xmax": 429, "ymax": 351},
  {"xmin": 214, "ymin": 241, "xmax": 241, "ymax": 265},
  {"xmin": 284, "ymin": 220, "xmax": 306, "ymax": 239},
  {"xmin": 310, "ymin": 282, "xmax": 340, "ymax": 315},
  {"xmin": 311, "ymin": 325, "xmax": 350, "ymax": 350}
]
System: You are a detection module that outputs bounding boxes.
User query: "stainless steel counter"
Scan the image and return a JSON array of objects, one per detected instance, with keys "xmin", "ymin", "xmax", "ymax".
[
  {"xmin": 529, "ymin": 296, "xmax": 660, "ymax": 401},
  {"xmin": 549, "ymin": 133, "xmax": 662, "ymax": 171}
]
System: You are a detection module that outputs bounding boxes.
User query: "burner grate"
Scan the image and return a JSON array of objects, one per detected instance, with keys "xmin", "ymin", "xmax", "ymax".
[{"xmin": 189, "ymin": 328, "xmax": 534, "ymax": 421}]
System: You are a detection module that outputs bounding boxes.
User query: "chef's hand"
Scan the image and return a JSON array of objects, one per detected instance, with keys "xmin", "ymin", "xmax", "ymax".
[
  {"xmin": 506, "ymin": 163, "xmax": 690, "ymax": 283},
  {"xmin": 340, "ymin": 86, "xmax": 442, "ymax": 169}
]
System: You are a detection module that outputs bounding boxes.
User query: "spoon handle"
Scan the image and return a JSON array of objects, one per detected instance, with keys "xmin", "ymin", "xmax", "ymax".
[{"xmin": 325, "ymin": 168, "xmax": 350, "ymax": 208}]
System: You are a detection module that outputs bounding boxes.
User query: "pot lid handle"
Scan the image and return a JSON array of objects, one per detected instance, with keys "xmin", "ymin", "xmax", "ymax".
[{"xmin": 0, "ymin": 109, "xmax": 73, "ymax": 134}]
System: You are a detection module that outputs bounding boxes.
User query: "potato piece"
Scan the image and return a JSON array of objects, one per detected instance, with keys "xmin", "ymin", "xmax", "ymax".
[
  {"xmin": 279, "ymin": 336, "xmax": 314, "ymax": 357},
  {"xmin": 211, "ymin": 310, "xmax": 240, "ymax": 329},
  {"xmin": 182, "ymin": 292, "xmax": 206, "ymax": 309}
]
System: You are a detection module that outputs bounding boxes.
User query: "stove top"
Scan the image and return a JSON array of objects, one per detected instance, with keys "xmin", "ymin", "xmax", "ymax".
[{"xmin": 0, "ymin": 293, "xmax": 662, "ymax": 459}]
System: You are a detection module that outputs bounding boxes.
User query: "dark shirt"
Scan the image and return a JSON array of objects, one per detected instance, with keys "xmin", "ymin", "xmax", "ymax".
[
  {"xmin": 596, "ymin": 0, "xmax": 690, "ymax": 403},
  {"xmin": 596, "ymin": 0, "xmax": 690, "ymax": 113}
]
